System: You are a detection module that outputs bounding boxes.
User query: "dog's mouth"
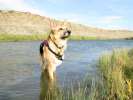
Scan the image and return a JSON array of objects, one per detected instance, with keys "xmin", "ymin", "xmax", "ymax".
[{"xmin": 61, "ymin": 30, "xmax": 71, "ymax": 39}]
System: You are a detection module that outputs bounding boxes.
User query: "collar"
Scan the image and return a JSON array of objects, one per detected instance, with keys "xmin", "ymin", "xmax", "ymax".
[{"xmin": 41, "ymin": 40, "xmax": 63, "ymax": 61}]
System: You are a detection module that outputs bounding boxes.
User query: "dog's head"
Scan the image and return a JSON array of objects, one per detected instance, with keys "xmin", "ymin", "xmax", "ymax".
[
  {"xmin": 48, "ymin": 20, "xmax": 71, "ymax": 51},
  {"xmin": 51, "ymin": 26, "xmax": 71, "ymax": 40}
]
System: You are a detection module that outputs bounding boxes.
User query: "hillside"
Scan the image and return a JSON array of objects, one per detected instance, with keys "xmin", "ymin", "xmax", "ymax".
[{"xmin": 0, "ymin": 10, "xmax": 133, "ymax": 39}]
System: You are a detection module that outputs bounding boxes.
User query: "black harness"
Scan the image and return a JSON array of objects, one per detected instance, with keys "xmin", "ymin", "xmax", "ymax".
[{"xmin": 40, "ymin": 39, "xmax": 64, "ymax": 61}]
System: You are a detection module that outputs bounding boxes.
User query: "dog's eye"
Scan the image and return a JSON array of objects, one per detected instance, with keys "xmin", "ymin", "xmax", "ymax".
[{"xmin": 59, "ymin": 28, "xmax": 63, "ymax": 30}]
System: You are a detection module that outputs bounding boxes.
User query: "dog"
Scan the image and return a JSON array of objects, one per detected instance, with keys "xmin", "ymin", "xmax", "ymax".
[{"xmin": 40, "ymin": 24, "xmax": 71, "ymax": 81}]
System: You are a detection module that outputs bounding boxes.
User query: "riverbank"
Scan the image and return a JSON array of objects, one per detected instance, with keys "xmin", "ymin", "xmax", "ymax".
[
  {"xmin": 0, "ymin": 34, "xmax": 48, "ymax": 42},
  {"xmin": 1, "ymin": 10, "xmax": 133, "ymax": 40},
  {"xmin": 0, "ymin": 34, "xmax": 98, "ymax": 42},
  {"xmin": 1, "ymin": 34, "xmax": 132, "ymax": 42}
]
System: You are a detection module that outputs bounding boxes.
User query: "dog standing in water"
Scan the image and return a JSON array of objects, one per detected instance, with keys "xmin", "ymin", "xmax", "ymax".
[
  {"xmin": 40, "ymin": 21, "xmax": 71, "ymax": 80},
  {"xmin": 39, "ymin": 21, "xmax": 71, "ymax": 100}
]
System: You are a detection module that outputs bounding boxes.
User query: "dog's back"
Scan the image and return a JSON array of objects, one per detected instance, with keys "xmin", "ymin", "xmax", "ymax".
[{"xmin": 40, "ymin": 40, "xmax": 49, "ymax": 56}]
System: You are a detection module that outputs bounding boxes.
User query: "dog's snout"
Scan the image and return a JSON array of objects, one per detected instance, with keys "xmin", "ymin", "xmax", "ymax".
[{"xmin": 67, "ymin": 30, "xmax": 71, "ymax": 35}]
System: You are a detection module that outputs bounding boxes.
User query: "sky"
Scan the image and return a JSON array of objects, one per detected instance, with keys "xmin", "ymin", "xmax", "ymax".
[{"xmin": 0, "ymin": 0, "xmax": 133, "ymax": 30}]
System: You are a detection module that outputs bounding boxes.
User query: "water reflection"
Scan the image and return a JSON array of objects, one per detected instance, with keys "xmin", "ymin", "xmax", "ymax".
[{"xmin": 40, "ymin": 71, "xmax": 59, "ymax": 100}]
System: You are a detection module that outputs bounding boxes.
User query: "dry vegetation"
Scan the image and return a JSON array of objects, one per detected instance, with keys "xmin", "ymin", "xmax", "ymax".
[
  {"xmin": 99, "ymin": 49, "xmax": 133, "ymax": 99},
  {"xmin": 0, "ymin": 10, "xmax": 133, "ymax": 40}
]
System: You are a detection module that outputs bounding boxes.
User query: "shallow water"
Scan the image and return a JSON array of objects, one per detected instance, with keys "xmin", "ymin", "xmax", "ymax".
[{"xmin": 0, "ymin": 40, "xmax": 133, "ymax": 100}]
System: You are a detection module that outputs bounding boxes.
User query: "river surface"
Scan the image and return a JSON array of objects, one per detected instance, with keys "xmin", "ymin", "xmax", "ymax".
[{"xmin": 0, "ymin": 40, "xmax": 133, "ymax": 100}]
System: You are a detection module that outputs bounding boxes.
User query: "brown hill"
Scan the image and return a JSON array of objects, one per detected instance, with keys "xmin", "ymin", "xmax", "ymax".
[{"xmin": 0, "ymin": 10, "xmax": 133, "ymax": 39}]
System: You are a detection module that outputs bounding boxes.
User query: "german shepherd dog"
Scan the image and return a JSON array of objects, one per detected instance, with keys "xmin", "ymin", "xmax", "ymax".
[
  {"xmin": 39, "ymin": 22, "xmax": 71, "ymax": 81},
  {"xmin": 39, "ymin": 21, "xmax": 71, "ymax": 100}
]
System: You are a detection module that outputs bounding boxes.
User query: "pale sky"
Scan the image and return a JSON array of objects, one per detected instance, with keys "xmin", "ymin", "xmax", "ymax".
[{"xmin": 0, "ymin": 0, "xmax": 132, "ymax": 30}]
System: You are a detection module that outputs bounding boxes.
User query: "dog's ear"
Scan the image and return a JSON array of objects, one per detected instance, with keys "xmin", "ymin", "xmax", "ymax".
[{"xmin": 48, "ymin": 18, "xmax": 58, "ymax": 30}]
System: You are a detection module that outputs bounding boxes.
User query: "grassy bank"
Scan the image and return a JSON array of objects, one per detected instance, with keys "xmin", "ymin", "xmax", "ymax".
[
  {"xmin": 0, "ymin": 34, "xmax": 48, "ymax": 42},
  {"xmin": 0, "ymin": 34, "xmax": 98, "ymax": 42},
  {"xmin": 69, "ymin": 35, "xmax": 97, "ymax": 40},
  {"xmin": 99, "ymin": 49, "xmax": 133, "ymax": 99}
]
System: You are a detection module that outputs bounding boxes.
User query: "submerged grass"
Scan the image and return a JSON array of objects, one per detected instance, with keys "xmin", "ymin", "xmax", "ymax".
[{"xmin": 0, "ymin": 34, "xmax": 97, "ymax": 41}]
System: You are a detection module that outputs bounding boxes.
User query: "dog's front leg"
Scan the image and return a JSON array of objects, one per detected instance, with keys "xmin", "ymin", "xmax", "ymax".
[
  {"xmin": 46, "ymin": 64, "xmax": 55, "ymax": 80},
  {"xmin": 48, "ymin": 70, "xmax": 54, "ymax": 80}
]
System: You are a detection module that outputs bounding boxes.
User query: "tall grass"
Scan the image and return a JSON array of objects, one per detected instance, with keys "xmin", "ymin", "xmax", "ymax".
[
  {"xmin": 99, "ymin": 49, "xmax": 133, "ymax": 99},
  {"xmin": 40, "ymin": 79, "xmax": 100, "ymax": 100}
]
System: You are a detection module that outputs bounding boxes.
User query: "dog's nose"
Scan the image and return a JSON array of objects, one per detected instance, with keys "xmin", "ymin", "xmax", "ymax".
[{"xmin": 67, "ymin": 30, "xmax": 71, "ymax": 35}]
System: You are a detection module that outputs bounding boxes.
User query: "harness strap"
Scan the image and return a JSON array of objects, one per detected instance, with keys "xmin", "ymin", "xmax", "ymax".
[
  {"xmin": 47, "ymin": 45, "xmax": 63, "ymax": 61},
  {"xmin": 49, "ymin": 35, "xmax": 64, "ymax": 49},
  {"xmin": 41, "ymin": 40, "xmax": 63, "ymax": 61}
]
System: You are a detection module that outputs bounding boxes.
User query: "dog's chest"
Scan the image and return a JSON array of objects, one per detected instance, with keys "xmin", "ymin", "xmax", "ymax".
[
  {"xmin": 51, "ymin": 53, "xmax": 62, "ymax": 67},
  {"xmin": 52, "ymin": 56, "xmax": 63, "ymax": 67}
]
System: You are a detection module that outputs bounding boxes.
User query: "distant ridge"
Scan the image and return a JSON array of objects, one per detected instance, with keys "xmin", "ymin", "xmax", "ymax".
[{"xmin": 0, "ymin": 10, "xmax": 133, "ymax": 39}]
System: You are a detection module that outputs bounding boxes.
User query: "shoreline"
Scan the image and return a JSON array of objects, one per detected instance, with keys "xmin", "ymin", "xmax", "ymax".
[{"xmin": 0, "ymin": 34, "xmax": 133, "ymax": 42}]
